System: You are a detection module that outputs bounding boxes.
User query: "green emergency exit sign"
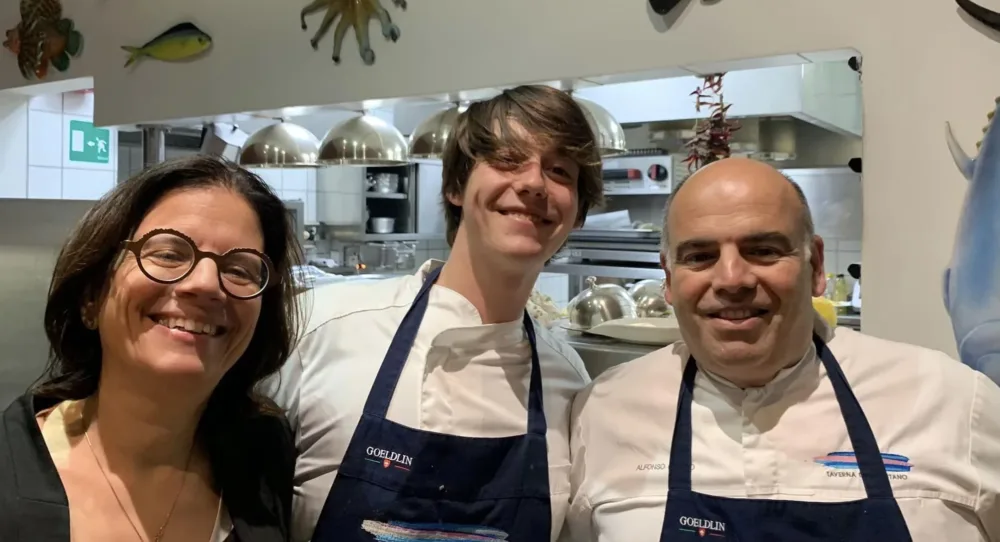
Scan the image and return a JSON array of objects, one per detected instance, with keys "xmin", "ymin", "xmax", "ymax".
[{"xmin": 68, "ymin": 120, "xmax": 110, "ymax": 164}]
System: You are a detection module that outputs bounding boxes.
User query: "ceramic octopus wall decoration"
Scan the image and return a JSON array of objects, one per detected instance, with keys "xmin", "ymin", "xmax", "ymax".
[{"xmin": 300, "ymin": 0, "xmax": 406, "ymax": 65}]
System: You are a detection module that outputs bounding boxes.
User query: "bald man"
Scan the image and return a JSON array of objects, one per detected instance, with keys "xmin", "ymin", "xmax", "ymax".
[{"xmin": 565, "ymin": 158, "xmax": 1000, "ymax": 541}]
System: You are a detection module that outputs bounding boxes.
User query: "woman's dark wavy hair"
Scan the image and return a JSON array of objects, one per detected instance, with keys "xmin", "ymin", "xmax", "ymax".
[{"xmin": 33, "ymin": 154, "xmax": 303, "ymax": 437}]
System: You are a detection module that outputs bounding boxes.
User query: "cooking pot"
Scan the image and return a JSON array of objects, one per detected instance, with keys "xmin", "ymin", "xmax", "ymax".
[
  {"xmin": 368, "ymin": 173, "xmax": 399, "ymax": 193},
  {"xmin": 369, "ymin": 217, "xmax": 395, "ymax": 233},
  {"xmin": 628, "ymin": 279, "xmax": 671, "ymax": 318},
  {"xmin": 567, "ymin": 276, "xmax": 637, "ymax": 330}
]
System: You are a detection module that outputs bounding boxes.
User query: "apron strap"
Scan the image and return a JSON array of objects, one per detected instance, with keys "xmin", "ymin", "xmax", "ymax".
[
  {"xmin": 667, "ymin": 358, "xmax": 698, "ymax": 490},
  {"xmin": 362, "ymin": 266, "xmax": 442, "ymax": 417},
  {"xmin": 362, "ymin": 266, "xmax": 548, "ymax": 437},
  {"xmin": 522, "ymin": 311, "xmax": 548, "ymax": 436},
  {"xmin": 668, "ymin": 334, "xmax": 896, "ymax": 500}
]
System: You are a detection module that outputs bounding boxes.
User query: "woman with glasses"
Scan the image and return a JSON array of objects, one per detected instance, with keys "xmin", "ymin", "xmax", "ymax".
[{"xmin": 0, "ymin": 155, "xmax": 302, "ymax": 542}]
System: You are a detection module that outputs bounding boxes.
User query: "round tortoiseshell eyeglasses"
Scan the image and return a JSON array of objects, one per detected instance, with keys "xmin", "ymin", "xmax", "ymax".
[{"xmin": 121, "ymin": 228, "xmax": 275, "ymax": 300}]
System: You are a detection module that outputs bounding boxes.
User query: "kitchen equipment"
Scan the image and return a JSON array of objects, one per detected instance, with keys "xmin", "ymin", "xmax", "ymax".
[
  {"xmin": 628, "ymin": 279, "xmax": 671, "ymax": 317},
  {"xmin": 395, "ymin": 241, "xmax": 417, "ymax": 270},
  {"xmin": 584, "ymin": 317, "xmax": 682, "ymax": 346},
  {"xmin": 564, "ymin": 228, "xmax": 661, "ymax": 267},
  {"xmin": 369, "ymin": 217, "xmax": 395, "ymax": 233},
  {"xmin": 362, "ymin": 242, "xmax": 398, "ymax": 271},
  {"xmin": 848, "ymin": 262, "xmax": 862, "ymax": 312},
  {"xmin": 601, "ymin": 151, "xmax": 674, "ymax": 193},
  {"xmin": 575, "ymin": 97, "xmax": 628, "ymax": 156},
  {"xmin": 368, "ymin": 173, "xmax": 400, "ymax": 194},
  {"xmin": 812, "ymin": 297, "xmax": 838, "ymax": 328},
  {"xmin": 582, "ymin": 210, "xmax": 632, "ymax": 230},
  {"xmin": 566, "ymin": 276, "xmax": 638, "ymax": 330},
  {"xmin": 569, "ymin": 229, "xmax": 658, "ymax": 241}
]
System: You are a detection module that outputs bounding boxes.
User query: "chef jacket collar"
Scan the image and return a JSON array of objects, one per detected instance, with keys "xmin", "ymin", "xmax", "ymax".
[
  {"xmin": 697, "ymin": 313, "xmax": 832, "ymax": 392},
  {"xmin": 411, "ymin": 259, "xmax": 528, "ymax": 351}
]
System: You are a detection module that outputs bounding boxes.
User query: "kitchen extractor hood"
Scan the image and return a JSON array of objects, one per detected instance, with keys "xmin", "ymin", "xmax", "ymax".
[
  {"xmin": 626, "ymin": 116, "xmax": 861, "ymax": 168},
  {"xmin": 573, "ymin": 62, "xmax": 863, "ymax": 138},
  {"xmin": 201, "ymin": 122, "xmax": 249, "ymax": 159}
]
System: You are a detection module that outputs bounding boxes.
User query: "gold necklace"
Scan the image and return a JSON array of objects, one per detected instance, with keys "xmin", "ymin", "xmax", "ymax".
[{"xmin": 84, "ymin": 427, "xmax": 194, "ymax": 542}]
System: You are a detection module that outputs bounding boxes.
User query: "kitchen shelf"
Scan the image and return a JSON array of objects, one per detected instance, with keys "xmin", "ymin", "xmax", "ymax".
[
  {"xmin": 335, "ymin": 232, "xmax": 448, "ymax": 242},
  {"xmin": 365, "ymin": 192, "xmax": 407, "ymax": 200},
  {"xmin": 544, "ymin": 260, "xmax": 665, "ymax": 280},
  {"xmin": 604, "ymin": 188, "xmax": 672, "ymax": 196}
]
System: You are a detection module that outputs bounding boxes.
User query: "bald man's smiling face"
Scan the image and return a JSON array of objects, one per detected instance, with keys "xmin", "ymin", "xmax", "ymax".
[{"xmin": 663, "ymin": 159, "xmax": 826, "ymax": 387}]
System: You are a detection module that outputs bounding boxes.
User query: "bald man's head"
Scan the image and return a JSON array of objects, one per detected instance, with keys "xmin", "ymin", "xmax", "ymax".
[
  {"xmin": 661, "ymin": 158, "xmax": 815, "ymax": 263},
  {"xmin": 659, "ymin": 157, "xmax": 827, "ymax": 388}
]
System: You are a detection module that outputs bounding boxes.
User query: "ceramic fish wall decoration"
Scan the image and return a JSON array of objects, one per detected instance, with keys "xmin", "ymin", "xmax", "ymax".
[
  {"xmin": 301, "ymin": 0, "xmax": 406, "ymax": 65},
  {"xmin": 943, "ymin": 97, "xmax": 1000, "ymax": 386},
  {"xmin": 122, "ymin": 23, "xmax": 212, "ymax": 68},
  {"xmin": 955, "ymin": 0, "xmax": 1000, "ymax": 32},
  {"xmin": 2, "ymin": 0, "xmax": 83, "ymax": 81},
  {"xmin": 648, "ymin": 0, "xmax": 684, "ymax": 15}
]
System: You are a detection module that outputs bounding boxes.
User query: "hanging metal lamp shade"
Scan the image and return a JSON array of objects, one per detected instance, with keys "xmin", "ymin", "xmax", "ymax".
[
  {"xmin": 574, "ymin": 97, "xmax": 628, "ymax": 157},
  {"xmin": 237, "ymin": 121, "xmax": 320, "ymax": 168},
  {"xmin": 408, "ymin": 105, "xmax": 460, "ymax": 159},
  {"xmin": 319, "ymin": 114, "xmax": 409, "ymax": 166}
]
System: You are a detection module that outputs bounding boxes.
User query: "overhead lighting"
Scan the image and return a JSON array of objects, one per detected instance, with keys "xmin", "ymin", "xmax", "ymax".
[
  {"xmin": 237, "ymin": 121, "xmax": 320, "ymax": 168},
  {"xmin": 408, "ymin": 105, "xmax": 461, "ymax": 159},
  {"xmin": 574, "ymin": 97, "xmax": 628, "ymax": 157},
  {"xmin": 319, "ymin": 114, "xmax": 409, "ymax": 166}
]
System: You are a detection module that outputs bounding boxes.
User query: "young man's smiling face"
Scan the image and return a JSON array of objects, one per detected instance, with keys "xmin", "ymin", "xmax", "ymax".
[{"xmin": 447, "ymin": 130, "xmax": 582, "ymax": 267}]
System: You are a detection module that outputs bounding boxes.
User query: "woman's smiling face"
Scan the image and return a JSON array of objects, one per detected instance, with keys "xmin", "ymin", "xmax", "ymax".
[{"xmin": 94, "ymin": 186, "xmax": 264, "ymax": 390}]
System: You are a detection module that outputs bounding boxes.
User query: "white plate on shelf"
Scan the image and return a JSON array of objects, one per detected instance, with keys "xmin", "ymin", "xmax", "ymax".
[{"xmin": 583, "ymin": 317, "xmax": 682, "ymax": 346}]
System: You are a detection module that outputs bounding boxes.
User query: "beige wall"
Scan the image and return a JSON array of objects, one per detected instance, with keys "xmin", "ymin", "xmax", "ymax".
[{"xmin": 1, "ymin": 1, "xmax": 997, "ymax": 355}]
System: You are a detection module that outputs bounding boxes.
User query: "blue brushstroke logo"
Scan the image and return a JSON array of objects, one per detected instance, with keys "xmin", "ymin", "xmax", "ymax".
[
  {"xmin": 944, "ymin": 97, "xmax": 1000, "ymax": 386},
  {"xmin": 361, "ymin": 519, "xmax": 509, "ymax": 541},
  {"xmin": 813, "ymin": 451, "xmax": 913, "ymax": 472}
]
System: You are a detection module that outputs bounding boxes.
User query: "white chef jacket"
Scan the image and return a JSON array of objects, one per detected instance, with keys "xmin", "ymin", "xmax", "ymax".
[
  {"xmin": 567, "ymin": 317, "xmax": 1000, "ymax": 541},
  {"xmin": 266, "ymin": 260, "xmax": 590, "ymax": 542}
]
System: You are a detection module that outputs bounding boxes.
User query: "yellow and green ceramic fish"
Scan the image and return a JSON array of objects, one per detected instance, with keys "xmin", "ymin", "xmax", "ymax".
[{"xmin": 121, "ymin": 22, "xmax": 212, "ymax": 68}]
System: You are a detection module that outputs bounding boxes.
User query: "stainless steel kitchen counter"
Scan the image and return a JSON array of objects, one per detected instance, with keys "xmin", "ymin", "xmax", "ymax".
[
  {"xmin": 549, "ymin": 325, "xmax": 660, "ymax": 378},
  {"xmin": 550, "ymin": 313, "xmax": 862, "ymax": 379}
]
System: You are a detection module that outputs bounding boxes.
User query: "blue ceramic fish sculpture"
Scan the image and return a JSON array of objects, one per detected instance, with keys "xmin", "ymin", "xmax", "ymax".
[{"xmin": 943, "ymin": 98, "xmax": 1000, "ymax": 385}]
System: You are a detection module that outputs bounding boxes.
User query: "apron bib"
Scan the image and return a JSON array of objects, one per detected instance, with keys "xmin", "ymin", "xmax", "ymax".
[
  {"xmin": 311, "ymin": 266, "xmax": 553, "ymax": 541},
  {"xmin": 659, "ymin": 334, "xmax": 912, "ymax": 541}
]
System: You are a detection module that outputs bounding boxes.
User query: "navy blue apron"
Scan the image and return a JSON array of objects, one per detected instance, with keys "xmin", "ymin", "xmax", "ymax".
[
  {"xmin": 659, "ymin": 334, "xmax": 912, "ymax": 541},
  {"xmin": 311, "ymin": 266, "xmax": 552, "ymax": 542}
]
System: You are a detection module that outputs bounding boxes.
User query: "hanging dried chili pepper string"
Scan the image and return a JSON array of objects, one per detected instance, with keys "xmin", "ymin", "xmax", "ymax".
[{"xmin": 683, "ymin": 73, "xmax": 741, "ymax": 172}]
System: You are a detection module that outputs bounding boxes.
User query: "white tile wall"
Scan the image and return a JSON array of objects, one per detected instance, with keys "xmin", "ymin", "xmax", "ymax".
[
  {"xmin": 28, "ymin": 94, "xmax": 62, "ymax": 113},
  {"xmin": 18, "ymin": 91, "xmax": 118, "ymax": 201},
  {"xmin": 824, "ymin": 238, "xmax": 861, "ymax": 289},
  {"xmin": 62, "ymin": 91, "xmax": 95, "ymax": 117},
  {"xmin": 247, "ymin": 168, "xmax": 321, "ymax": 224},
  {"xmin": 418, "ymin": 239, "xmax": 451, "ymax": 262},
  {"xmin": 534, "ymin": 272, "xmax": 570, "ymax": 307},
  {"xmin": 63, "ymin": 168, "xmax": 115, "ymax": 200},
  {"xmin": 27, "ymin": 166, "xmax": 61, "ymax": 199},
  {"xmin": 0, "ymin": 96, "xmax": 29, "ymax": 198},
  {"xmin": 27, "ymin": 110, "xmax": 63, "ymax": 168}
]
